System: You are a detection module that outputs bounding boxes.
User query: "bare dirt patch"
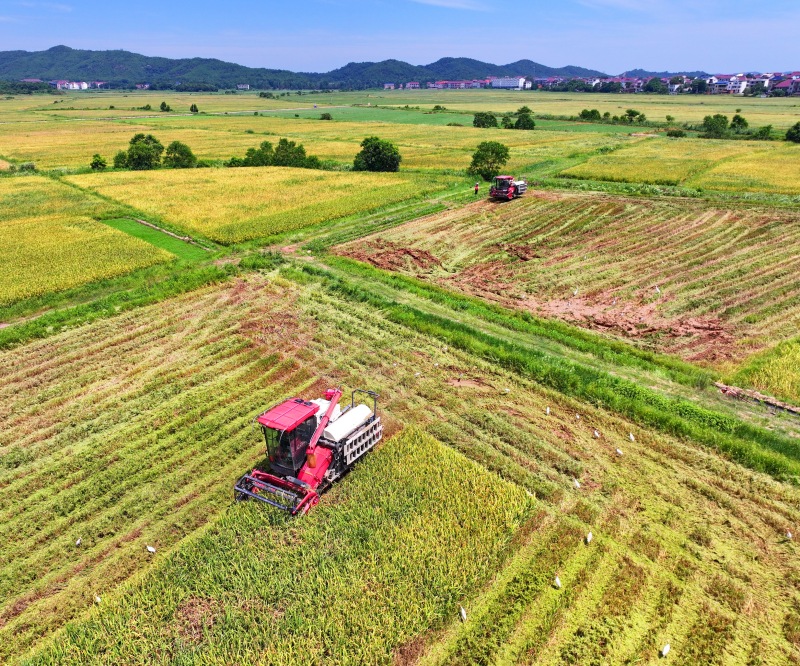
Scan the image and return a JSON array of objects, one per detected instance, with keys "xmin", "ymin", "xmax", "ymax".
[
  {"xmin": 447, "ymin": 376, "xmax": 493, "ymax": 391},
  {"xmin": 441, "ymin": 266, "xmax": 736, "ymax": 361},
  {"xmin": 175, "ymin": 597, "xmax": 220, "ymax": 644},
  {"xmin": 342, "ymin": 239, "xmax": 442, "ymax": 273},
  {"xmin": 393, "ymin": 633, "xmax": 427, "ymax": 665}
]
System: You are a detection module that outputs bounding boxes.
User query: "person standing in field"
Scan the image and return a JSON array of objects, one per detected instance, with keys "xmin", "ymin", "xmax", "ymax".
[{"xmin": 474, "ymin": 182, "xmax": 480, "ymax": 196}]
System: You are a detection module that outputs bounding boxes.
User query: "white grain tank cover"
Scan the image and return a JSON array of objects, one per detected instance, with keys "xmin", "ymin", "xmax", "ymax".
[
  {"xmin": 324, "ymin": 404, "xmax": 373, "ymax": 442},
  {"xmin": 309, "ymin": 399, "xmax": 342, "ymax": 424}
]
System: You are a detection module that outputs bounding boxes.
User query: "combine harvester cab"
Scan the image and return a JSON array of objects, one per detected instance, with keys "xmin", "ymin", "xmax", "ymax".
[
  {"xmin": 489, "ymin": 175, "xmax": 528, "ymax": 201},
  {"xmin": 234, "ymin": 388, "xmax": 383, "ymax": 515}
]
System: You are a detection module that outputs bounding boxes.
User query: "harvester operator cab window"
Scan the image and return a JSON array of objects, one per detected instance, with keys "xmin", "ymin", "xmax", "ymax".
[
  {"xmin": 493, "ymin": 177, "xmax": 509, "ymax": 190},
  {"xmin": 265, "ymin": 416, "xmax": 317, "ymax": 475}
]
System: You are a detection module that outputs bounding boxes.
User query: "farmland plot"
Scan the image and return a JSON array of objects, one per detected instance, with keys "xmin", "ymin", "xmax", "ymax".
[
  {"xmin": 3, "ymin": 270, "xmax": 799, "ymax": 664},
  {"xmin": 0, "ymin": 176, "xmax": 172, "ymax": 305},
  {"xmin": 560, "ymin": 136, "xmax": 800, "ymax": 195},
  {"xmin": 0, "ymin": 121, "xmax": 284, "ymax": 169},
  {"xmin": 338, "ymin": 191, "xmax": 800, "ymax": 362},
  {"xmin": 67, "ymin": 168, "xmax": 448, "ymax": 243}
]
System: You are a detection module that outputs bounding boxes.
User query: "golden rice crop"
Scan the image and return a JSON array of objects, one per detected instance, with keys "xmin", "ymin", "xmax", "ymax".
[
  {"xmin": 0, "ymin": 121, "xmax": 278, "ymax": 168},
  {"xmin": 67, "ymin": 167, "xmax": 448, "ymax": 243},
  {"xmin": 731, "ymin": 339, "xmax": 800, "ymax": 404},
  {"xmin": 0, "ymin": 176, "xmax": 171, "ymax": 305},
  {"xmin": 560, "ymin": 136, "xmax": 754, "ymax": 185},
  {"xmin": 687, "ymin": 144, "xmax": 800, "ymax": 194}
]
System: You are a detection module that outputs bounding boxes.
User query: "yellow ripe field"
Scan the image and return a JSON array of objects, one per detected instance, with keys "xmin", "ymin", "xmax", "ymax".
[
  {"xmin": 67, "ymin": 167, "xmax": 448, "ymax": 243},
  {"xmin": 687, "ymin": 144, "xmax": 800, "ymax": 194},
  {"xmin": 0, "ymin": 121, "xmax": 289, "ymax": 169},
  {"xmin": 0, "ymin": 177, "xmax": 172, "ymax": 305},
  {"xmin": 560, "ymin": 136, "xmax": 757, "ymax": 185}
]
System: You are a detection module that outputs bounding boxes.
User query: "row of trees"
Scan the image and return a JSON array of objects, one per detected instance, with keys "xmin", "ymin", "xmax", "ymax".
[
  {"xmin": 89, "ymin": 134, "xmax": 199, "ymax": 171},
  {"xmin": 225, "ymin": 139, "xmax": 321, "ymax": 169},
  {"xmin": 474, "ymin": 107, "xmax": 535, "ymax": 130},
  {"xmin": 579, "ymin": 108, "xmax": 647, "ymax": 123},
  {"xmin": 91, "ymin": 133, "xmax": 405, "ymax": 173}
]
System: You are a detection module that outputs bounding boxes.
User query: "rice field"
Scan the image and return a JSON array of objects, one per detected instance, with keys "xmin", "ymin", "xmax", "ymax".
[
  {"xmin": 0, "ymin": 176, "xmax": 172, "ymax": 305},
  {"xmin": 559, "ymin": 136, "xmax": 770, "ymax": 187},
  {"xmin": 687, "ymin": 143, "xmax": 800, "ymax": 194},
  {"xmin": 337, "ymin": 192, "xmax": 800, "ymax": 363},
  {"xmin": 731, "ymin": 338, "xmax": 800, "ymax": 404},
  {"xmin": 66, "ymin": 167, "xmax": 449, "ymax": 244},
  {"xmin": 4, "ymin": 270, "xmax": 799, "ymax": 664}
]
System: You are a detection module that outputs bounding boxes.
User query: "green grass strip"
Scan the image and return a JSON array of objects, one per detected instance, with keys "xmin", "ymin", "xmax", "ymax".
[
  {"xmin": 323, "ymin": 255, "xmax": 712, "ymax": 389},
  {"xmin": 101, "ymin": 218, "xmax": 211, "ymax": 262},
  {"xmin": 297, "ymin": 264, "xmax": 800, "ymax": 482}
]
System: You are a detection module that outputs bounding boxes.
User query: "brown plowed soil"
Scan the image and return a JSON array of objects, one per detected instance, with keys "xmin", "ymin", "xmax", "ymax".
[
  {"xmin": 439, "ymin": 264, "xmax": 736, "ymax": 362},
  {"xmin": 346, "ymin": 239, "xmax": 443, "ymax": 272}
]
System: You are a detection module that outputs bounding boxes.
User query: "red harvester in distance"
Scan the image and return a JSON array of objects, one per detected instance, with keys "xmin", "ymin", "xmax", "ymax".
[
  {"xmin": 234, "ymin": 388, "xmax": 383, "ymax": 515},
  {"xmin": 489, "ymin": 175, "xmax": 528, "ymax": 201}
]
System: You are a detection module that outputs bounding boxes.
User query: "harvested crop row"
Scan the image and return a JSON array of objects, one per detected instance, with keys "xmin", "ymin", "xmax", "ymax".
[
  {"xmin": 337, "ymin": 192, "xmax": 800, "ymax": 363},
  {"xmin": 3, "ymin": 272, "xmax": 799, "ymax": 663}
]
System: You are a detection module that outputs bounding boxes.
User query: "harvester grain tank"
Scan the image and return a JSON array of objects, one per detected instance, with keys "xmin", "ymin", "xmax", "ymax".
[
  {"xmin": 234, "ymin": 388, "xmax": 383, "ymax": 515},
  {"xmin": 489, "ymin": 175, "xmax": 528, "ymax": 201}
]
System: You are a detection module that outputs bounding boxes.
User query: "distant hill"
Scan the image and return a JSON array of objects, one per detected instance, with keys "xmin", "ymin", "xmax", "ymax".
[
  {"xmin": 0, "ymin": 46, "xmax": 607, "ymax": 89},
  {"xmin": 621, "ymin": 68, "xmax": 710, "ymax": 79}
]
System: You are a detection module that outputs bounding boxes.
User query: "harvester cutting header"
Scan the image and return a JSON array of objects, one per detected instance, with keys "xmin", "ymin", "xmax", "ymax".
[{"xmin": 235, "ymin": 388, "xmax": 383, "ymax": 515}]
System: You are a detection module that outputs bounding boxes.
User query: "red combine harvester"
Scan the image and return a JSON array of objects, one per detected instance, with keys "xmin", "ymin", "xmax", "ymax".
[
  {"xmin": 489, "ymin": 175, "xmax": 528, "ymax": 201},
  {"xmin": 234, "ymin": 388, "xmax": 383, "ymax": 515}
]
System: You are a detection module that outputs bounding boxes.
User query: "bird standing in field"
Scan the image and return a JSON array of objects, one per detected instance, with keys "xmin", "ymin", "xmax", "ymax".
[
  {"xmin": 554, "ymin": 575, "xmax": 562, "ymax": 589},
  {"xmin": 593, "ymin": 429, "xmax": 600, "ymax": 438},
  {"xmin": 616, "ymin": 448, "xmax": 624, "ymax": 457},
  {"xmin": 629, "ymin": 433, "xmax": 635, "ymax": 442},
  {"xmin": 459, "ymin": 606, "xmax": 467, "ymax": 622},
  {"xmin": 573, "ymin": 288, "xmax": 579, "ymax": 297},
  {"xmin": 787, "ymin": 530, "xmax": 794, "ymax": 540},
  {"xmin": 655, "ymin": 286, "xmax": 661, "ymax": 294},
  {"xmin": 585, "ymin": 532, "xmax": 593, "ymax": 545},
  {"xmin": 546, "ymin": 406, "xmax": 551, "ymax": 416},
  {"xmin": 75, "ymin": 537, "xmax": 82, "ymax": 547},
  {"xmin": 94, "ymin": 595, "xmax": 102, "ymax": 604},
  {"xmin": 573, "ymin": 478, "xmax": 581, "ymax": 489},
  {"xmin": 146, "ymin": 545, "xmax": 157, "ymax": 554},
  {"xmin": 661, "ymin": 643, "xmax": 671, "ymax": 657}
]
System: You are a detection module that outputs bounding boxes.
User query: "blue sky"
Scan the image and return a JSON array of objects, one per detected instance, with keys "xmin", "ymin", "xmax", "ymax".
[{"xmin": 1, "ymin": 0, "xmax": 799, "ymax": 74}]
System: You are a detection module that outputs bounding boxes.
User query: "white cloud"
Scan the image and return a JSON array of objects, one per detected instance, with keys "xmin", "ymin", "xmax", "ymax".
[{"xmin": 409, "ymin": 0, "xmax": 488, "ymax": 11}]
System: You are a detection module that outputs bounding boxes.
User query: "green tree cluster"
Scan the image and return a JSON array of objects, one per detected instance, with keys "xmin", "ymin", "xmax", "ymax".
[
  {"xmin": 353, "ymin": 136, "xmax": 402, "ymax": 172},
  {"xmin": 473, "ymin": 112, "xmax": 498, "ymax": 128},
  {"xmin": 226, "ymin": 138, "xmax": 322, "ymax": 169},
  {"xmin": 469, "ymin": 141, "xmax": 510, "ymax": 181},
  {"xmin": 786, "ymin": 122, "xmax": 800, "ymax": 143}
]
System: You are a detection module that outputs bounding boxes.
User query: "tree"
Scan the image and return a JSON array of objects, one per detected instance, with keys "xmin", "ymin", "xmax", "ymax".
[
  {"xmin": 753, "ymin": 125, "xmax": 772, "ymax": 140},
  {"xmin": 468, "ymin": 141, "xmax": 510, "ymax": 181},
  {"xmin": 473, "ymin": 112, "xmax": 498, "ymax": 128},
  {"xmin": 501, "ymin": 115, "xmax": 514, "ymax": 129},
  {"xmin": 624, "ymin": 109, "xmax": 641, "ymax": 123},
  {"xmin": 787, "ymin": 122, "xmax": 800, "ymax": 143},
  {"xmin": 730, "ymin": 114, "xmax": 749, "ymax": 133},
  {"xmin": 579, "ymin": 109, "xmax": 602, "ymax": 121},
  {"xmin": 112, "ymin": 150, "xmax": 128, "ymax": 169},
  {"xmin": 89, "ymin": 154, "xmax": 107, "ymax": 170},
  {"xmin": 515, "ymin": 113, "xmax": 535, "ymax": 130},
  {"xmin": 163, "ymin": 141, "xmax": 197, "ymax": 168},
  {"xmin": 643, "ymin": 78, "xmax": 667, "ymax": 94},
  {"xmin": 516, "ymin": 106, "xmax": 532, "ymax": 115},
  {"xmin": 190, "ymin": 103, "xmax": 199, "ymax": 113},
  {"xmin": 665, "ymin": 115, "xmax": 674, "ymax": 122},
  {"xmin": 691, "ymin": 79, "xmax": 707, "ymax": 94},
  {"xmin": 353, "ymin": 136, "xmax": 402, "ymax": 172},
  {"xmin": 702, "ymin": 114, "xmax": 729, "ymax": 138},
  {"xmin": 669, "ymin": 76, "xmax": 684, "ymax": 86},
  {"xmin": 320, "ymin": 112, "xmax": 333, "ymax": 120},
  {"xmin": 126, "ymin": 133, "xmax": 164, "ymax": 170},
  {"xmin": 273, "ymin": 138, "xmax": 308, "ymax": 167},
  {"xmin": 159, "ymin": 101, "xmax": 171, "ymax": 112}
]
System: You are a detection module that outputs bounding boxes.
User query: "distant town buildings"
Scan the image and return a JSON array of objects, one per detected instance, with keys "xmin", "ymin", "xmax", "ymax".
[{"xmin": 237, "ymin": 84, "xmax": 250, "ymax": 90}]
